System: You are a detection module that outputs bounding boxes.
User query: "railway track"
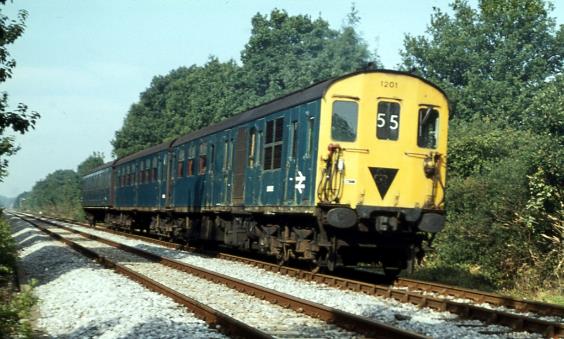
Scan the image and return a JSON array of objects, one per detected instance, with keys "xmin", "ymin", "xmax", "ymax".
[
  {"xmin": 394, "ymin": 278, "xmax": 564, "ymax": 318},
  {"xmin": 14, "ymin": 213, "xmax": 424, "ymax": 339},
  {"xmin": 27, "ymin": 213, "xmax": 564, "ymax": 338}
]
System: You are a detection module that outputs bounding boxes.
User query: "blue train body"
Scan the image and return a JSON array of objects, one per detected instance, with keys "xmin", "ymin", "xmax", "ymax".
[
  {"xmin": 81, "ymin": 70, "xmax": 449, "ymax": 275},
  {"xmin": 84, "ymin": 99, "xmax": 322, "ymax": 212}
]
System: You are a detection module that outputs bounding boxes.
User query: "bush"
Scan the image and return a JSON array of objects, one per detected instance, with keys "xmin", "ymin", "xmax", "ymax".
[
  {"xmin": 427, "ymin": 119, "xmax": 563, "ymax": 292},
  {"xmin": 0, "ymin": 284, "xmax": 36, "ymax": 338},
  {"xmin": 0, "ymin": 216, "xmax": 16, "ymax": 276},
  {"xmin": 0, "ymin": 217, "xmax": 37, "ymax": 338}
]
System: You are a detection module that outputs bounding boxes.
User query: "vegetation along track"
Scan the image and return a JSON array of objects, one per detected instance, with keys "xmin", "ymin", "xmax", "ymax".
[{"xmin": 14, "ymin": 213, "xmax": 425, "ymax": 339}]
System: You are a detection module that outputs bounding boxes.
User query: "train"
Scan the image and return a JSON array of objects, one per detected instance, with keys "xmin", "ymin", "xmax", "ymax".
[{"xmin": 81, "ymin": 69, "xmax": 449, "ymax": 277}]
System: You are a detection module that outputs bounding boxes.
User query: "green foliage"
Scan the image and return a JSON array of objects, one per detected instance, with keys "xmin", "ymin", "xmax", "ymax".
[
  {"xmin": 401, "ymin": 0, "xmax": 562, "ymax": 125},
  {"xmin": 430, "ymin": 120, "xmax": 562, "ymax": 289},
  {"xmin": 77, "ymin": 151, "xmax": 105, "ymax": 177},
  {"xmin": 0, "ymin": 217, "xmax": 36, "ymax": 338},
  {"xmin": 12, "ymin": 191, "xmax": 29, "ymax": 210},
  {"xmin": 0, "ymin": 217, "xmax": 16, "ymax": 275},
  {"xmin": 240, "ymin": 8, "xmax": 377, "ymax": 106},
  {"xmin": 112, "ymin": 8, "xmax": 376, "ymax": 158},
  {"xmin": 111, "ymin": 61, "xmax": 247, "ymax": 158},
  {"xmin": 0, "ymin": 1, "xmax": 40, "ymax": 181},
  {"xmin": 523, "ymin": 73, "xmax": 564, "ymax": 148},
  {"xmin": 22, "ymin": 170, "xmax": 84, "ymax": 220},
  {"xmin": 401, "ymin": 0, "xmax": 563, "ymax": 296},
  {"xmin": 0, "ymin": 283, "xmax": 36, "ymax": 339},
  {"xmin": 408, "ymin": 261, "xmax": 497, "ymax": 292}
]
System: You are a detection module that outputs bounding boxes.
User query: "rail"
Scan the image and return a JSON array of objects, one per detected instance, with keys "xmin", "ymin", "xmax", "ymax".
[
  {"xmin": 13, "ymin": 213, "xmax": 269, "ymax": 339},
  {"xmin": 18, "ymin": 213, "xmax": 426, "ymax": 339},
  {"xmin": 28, "ymin": 213, "xmax": 564, "ymax": 338}
]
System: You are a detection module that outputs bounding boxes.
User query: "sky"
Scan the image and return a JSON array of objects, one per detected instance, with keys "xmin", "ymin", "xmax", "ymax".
[{"xmin": 1, "ymin": 0, "xmax": 562, "ymax": 198}]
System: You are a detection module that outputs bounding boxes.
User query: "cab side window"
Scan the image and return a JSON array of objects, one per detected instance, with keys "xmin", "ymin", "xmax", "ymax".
[
  {"xmin": 376, "ymin": 101, "xmax": 400, "ymax": 141},
  {"xmin": 331, "ymin": 101, "xmax": 358, "ymax": 142},
  {"xmin": 418, "ymin": 108, "xmax": 439, "ymax": 149}
]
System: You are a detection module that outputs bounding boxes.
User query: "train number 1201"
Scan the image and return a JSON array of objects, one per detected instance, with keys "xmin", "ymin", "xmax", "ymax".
[{"xmin": 381, "ymin": 81, "xmax": 398, "ymax": 88}]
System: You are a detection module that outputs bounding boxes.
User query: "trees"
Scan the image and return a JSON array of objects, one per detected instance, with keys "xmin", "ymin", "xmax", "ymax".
[
  {"xmin": 112, "ymin": 60, "xmax": 246, "ymax": 158},
  {"xmin": 401, "ymin": 0, "xmax": 563, "ymax": 292},
  {"xmin": 112, "ymin": 67, "xmax": 195, "ymax": 158},
  {"xmin": 0, "ymin": 1, "xmax": 39, "ymax": 180},
  {"xmin": 112, "ymin": 8, "xmax": 375, "ymax": 158},
  {"xmin": 401, "ymin": 0, "xmax": 562, "ymax": 124},
  {"xmin": 17, "ymin": 152, "xmax": 107, "ymax": 218},
  {"xmin": 239, "ymin": 8, "xmax": 376, "ymax": 106},
  {"xmin": 21, "ymin": 170, "xmax": 83, "ymax": 219},
  {"xmin": 77, "ymin": 152, "xmax": 105, "ymax": 177},
  {"xmin": 14, "ymin": 152, "xmax": 106, "ymax": 218}
]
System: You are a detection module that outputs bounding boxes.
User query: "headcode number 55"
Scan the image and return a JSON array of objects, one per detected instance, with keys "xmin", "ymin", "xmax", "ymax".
[{"xmin": 377, "ymin": 113, "xmax": 399, "ymax": 130}]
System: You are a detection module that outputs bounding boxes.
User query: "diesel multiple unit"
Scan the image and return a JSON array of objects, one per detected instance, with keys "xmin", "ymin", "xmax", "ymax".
[{"xmin": 82, "ymin": 70, "xmax": 449, "ymax": 276}]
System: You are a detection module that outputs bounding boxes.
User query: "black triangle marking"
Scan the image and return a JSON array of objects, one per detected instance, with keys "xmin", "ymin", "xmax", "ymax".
[{"xmin": 368, "ymin": 167, "xmax": 398, "ymax": 199}]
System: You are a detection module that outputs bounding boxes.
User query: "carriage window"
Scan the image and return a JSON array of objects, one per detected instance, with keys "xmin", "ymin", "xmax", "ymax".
[
  {"xmin": 177, "ymin": 148, "xmax": 185, "ymax": 177},
  {"xmin": 307, "ymin": 117, "xmax": 314, "ymax": 157},
  {"xmin": 161, "ymin": 153, "xmax": 168, "ymax": 181},
  {"xmin": 331, "ymin": 101, "xmax": 358, "ymax": 142},
  {"xmin": 187, "ymin": 144, "xmax": 195, "ymax": 176},
  {"xmin": 140, "ymin": 161, "xmax": 145, "ymax": 183},
  {"xmin": 248, "ymin": 128, "xmax": 256, "ymax": 167},
  {"xmin": 223, "ymin": 140, "xmax": 229, "ymax": 170},
  {"xmin": 377, "ymin": 101, "xmax": 400, "ymax": 141},
  {"xmin": 291, "ymin": 121, "xmax": 298, "ymax": 159},
  {"xmin": 210, "ymin": 144, "xmax": 215, "ymax": 173},
  {"xmin": 263, "ymin": 118, "xmax": 284, "ymax": 170},
  {"xmin": 152, "ymin": 157, "xmax": 158, "ymax": 182},
  {"xmin": 199, "ymin": 143, "xmax": 207, "ymax": 175},
  {"xmin": 418, "ymin": 108, "xmax": 439, "ymax": 149},
  {"xmin": 256, "ymin": 131, "xmax": 262, "ymax": 165},
  {"xmin": 145, "ymin": 158, "xmax": 151, "ymax": 183}
]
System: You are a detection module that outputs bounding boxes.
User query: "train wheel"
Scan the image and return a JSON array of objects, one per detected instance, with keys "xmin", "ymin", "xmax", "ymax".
[
  {"xmin": 276, "ymin": 247, "xmax": 287, "ymax": 266},
  {"xmin": 383, "ymin": 267, "xmax": 401, "ymax": 282},
  {"xmin": 310, "ymin": 264, "xmax": 320, "ymax": 274},
  {"xmin": 325, "ymin": 251, "xmax": 337, "ymax": 271},
  {"xmin": 276, "ymin": 253, "xmax": 285, "ymax": 266}
]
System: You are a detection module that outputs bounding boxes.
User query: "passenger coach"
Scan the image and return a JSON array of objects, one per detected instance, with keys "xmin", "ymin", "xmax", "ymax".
[{"xmin": 82, "ymin": 70, "xmax": 449, "ymax": 276}]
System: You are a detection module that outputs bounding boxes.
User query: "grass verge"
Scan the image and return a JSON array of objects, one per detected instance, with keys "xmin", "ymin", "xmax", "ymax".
[
  {"xmin": 0, "ymin": 213, "xmax": 37, "ymax": 338},
  {"xmin": 408, "ymin": 260, "xmax": 564, "ymax": 306}
]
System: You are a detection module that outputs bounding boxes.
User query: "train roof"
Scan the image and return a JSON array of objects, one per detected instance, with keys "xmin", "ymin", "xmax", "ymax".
[
  {"xmin": 172, "ymin": 78, "xmax": 333, "ymax": 147},
  {"xmin": 114, "ymin": 140, "xmax": 175, "ymax": 167},
  {"xmin": 109, "ymin": 69, "xmax": 447, "ymax": 166},
  {"xmin": 172, "ymin": 69, "xmax": 447, "ymax": 147},
  {"xmin": 82, "ymin": 161, "xmax": 114, "ymax": 177}
]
